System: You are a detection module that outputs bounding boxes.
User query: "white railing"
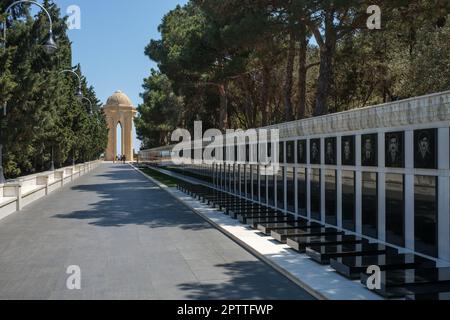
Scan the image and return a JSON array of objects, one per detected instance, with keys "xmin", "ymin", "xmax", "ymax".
[{"xmin": 0, "ymin": 160, "xmax": 102, "ymax": 221}]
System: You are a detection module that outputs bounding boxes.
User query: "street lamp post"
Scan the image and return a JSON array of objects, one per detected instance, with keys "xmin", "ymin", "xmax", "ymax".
[
  {"xmin": 82, "ymin": 97, "xmax": 93, "ymax": 115},
  {"xmin": 0, "ymin": 0, "xmax": 57, "ymax": 183},
  {"xmin": 2, "ymin": 1, "xmax": 57, "ymax": 54},
  {"xmin": 60, "ymin": 69, "xmax": 83, "ymax": 168},
  {"xmin": 59, "ymin": 69, "xmax": 83, "ymax": 101}
]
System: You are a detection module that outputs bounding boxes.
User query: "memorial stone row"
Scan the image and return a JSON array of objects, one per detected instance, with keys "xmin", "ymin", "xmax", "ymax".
[{"xmin": 284, "ymin": 128, "xmax": 438, "ymax": 169}]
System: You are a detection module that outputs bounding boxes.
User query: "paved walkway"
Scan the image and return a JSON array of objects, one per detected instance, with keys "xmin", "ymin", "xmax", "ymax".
[{"xmin": 0, "ymin": 164, "xmax": 313, "ymax": 300}]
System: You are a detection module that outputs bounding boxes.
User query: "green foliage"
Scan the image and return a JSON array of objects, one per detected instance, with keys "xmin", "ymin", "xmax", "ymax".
[
  {"xmin": 140, "ymin": 167, "xmax": 183, "ymax": 187},
  {"xmin": 138, "ymin": 0, "xmax": 449, "ymax": 147},
  {"xmin": 0, "ymin": 0, "xmax": 108, "ymax": 178},
  {"xmin": 135, "ymin": 69, "xmax": 182, "ymax": 148}
]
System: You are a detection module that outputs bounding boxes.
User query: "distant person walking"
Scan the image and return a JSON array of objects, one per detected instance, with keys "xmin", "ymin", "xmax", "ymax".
[{"xmin": 123, "ymin": 154, "xmax": 126, "ymax": 164}]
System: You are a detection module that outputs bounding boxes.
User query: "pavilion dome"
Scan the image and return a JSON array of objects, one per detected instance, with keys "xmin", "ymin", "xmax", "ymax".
[{"xmin": 105, "ymin": 90, "xmax": 134, "ymax": 107}]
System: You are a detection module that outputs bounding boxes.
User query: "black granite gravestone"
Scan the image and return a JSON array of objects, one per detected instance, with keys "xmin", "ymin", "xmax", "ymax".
[
  {"xmin": 414, "ymin": 128, "xmax": 437, "ymax": 169},
  {"xmin": 310, "ymin": 139, "xmax": 321, "ymax": 164},
  {"xmin": 297, "ymin": 140, "xmax": 307, "ymax": 164},
  {"xmin": 325, "ymin": 137, "xmax": 337, "ymax": 165},
  {"xmin": 385, "ymin": 131, "xmax": 405, "ymax": 168},
  {"xmin": 341, "ymin": 135, "xmax": 355, "ymax": 166},
  {"xmin": 286, "ymin": 141, "xmax": 295, "ymax": 163},
  {"xmin": 297, "ymin": 168, "xmax": 307, "ymax": 216},
  {"xmin": 279, "ymin": 142, "xmax": 284, "ymax": 163},
  {"xmin": 361, "ymin": 133, "xmax": 378, "ymax": 166}
]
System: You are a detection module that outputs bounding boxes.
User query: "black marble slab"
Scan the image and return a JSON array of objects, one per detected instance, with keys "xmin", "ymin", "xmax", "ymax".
[
  {"xmin": 385, "ymin": 131, "xmax": 405, "ymax": 168},
  {"xmin": 257, "ymin": 219, "xmax": 319, "ymax": 235},
  {"xmin": 246, "ymin": 215, "xmax": 292, "ymax": 227},
  {"xmin": 414, "ymin": 128, "xmax": 437, "ymax": 169},
  {"xmin": 330, "ymin": 253, "xmax": 436, "ymax": 280},
  {"xmin": 287, "ymin": 235, "xmax": 368, "ymax": 253},
  {"xmin": 228, "ymin": 208, "xmax": 277, "ymax": 218},
  {"xmin": 360, "ymin": 267, "xmax": 450, "ymax": 298},
  {"xmin": 405, "ymin": 292, "xmax": 450, "ymax": 300},
  {"xmin": 208, "ymin": 197, "xmax": 235, "ymax": 202},
  {"xmin": 210, "ymin": 197, "xmax": 245, "ymax": 202},
  {"xmin": 212, "ymin": 199, "xmax": 249, "ymax": 206},
  {"xmin": 198, "ymin": 193, "xmax": 229, "ymax": 200},
  {"xmin": 238, "ymin": 212, "xmax": 283, "ymax": 224},
  {"xmin": 224, "ymin": 204, "xmax": 266, "ymax": 211},
  {"xmin": 206, "ymin": 197, "xmax": 239, "ymax": 203},
  {"xmin": 246, "ymin": 216, "xmax": 298, "ymax": 229},
  {"xmin": 221, "ymin": 201, "xmax": 262, "ymax": 207},
  {"xmin": 221, "ymin": 201, "xmax": 260, "ymax": 206},
  {"xmin": 196, "ymin": 190, "xmax": 229, "ymax": 195},
  {"xmin": 208, "ymin": 198, "xmax": 242, "ymax": 205},
  {"xmin": 306, "ymin": 243, "xmax": 396, "ymax": 265},
  {"xmin": 271, "ymin": 227, "xmax": 344, "ymax": 244},
  {"xmin": 223, "ymin": 205, "xmax": 261, "ymax": 212},
  {"xmin": 223, "ymin": 204, "xmax": 264, "ymax": 213},
  {"xmin": 204, "ymin": 197, "xmax": 243, "ymax": 202}
]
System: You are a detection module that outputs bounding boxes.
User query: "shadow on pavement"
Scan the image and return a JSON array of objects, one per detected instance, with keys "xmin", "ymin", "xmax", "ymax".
[
  {"xmin": 53, "ymin": 165, "xmax": 210, "ymax": 231},
  {"xmin": 178, "ymin": 261, "xmax": 314, "ymax": 300}
]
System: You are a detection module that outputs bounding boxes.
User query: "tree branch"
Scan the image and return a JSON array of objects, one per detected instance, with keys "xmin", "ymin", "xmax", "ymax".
[
  {"xmin": 301, "ymin": 16, "xmax": 325, "ymax": 49},
  {"xmin": 306, "ymin": 62, "xmax": 320, "ymax": 70}
]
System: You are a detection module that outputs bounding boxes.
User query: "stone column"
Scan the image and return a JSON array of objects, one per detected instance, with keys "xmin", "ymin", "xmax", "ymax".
[
  {"xmin": 105, "ymin": 116, "xmax": 116, "ymax": 161},
  {"xmin": 123, "ymin": 115, "xmax": 133, "ymax": 162}
]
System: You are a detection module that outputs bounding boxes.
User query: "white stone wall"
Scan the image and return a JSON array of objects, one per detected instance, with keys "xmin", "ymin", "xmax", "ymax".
[
  {"xmin": 144, "ymin": 90, "xmax": 450, "ymax": 263},
  {"xmin": 0, "ymin": 161, "xmax": 102, "ymax": 222},
  {"xmin": 219, "ymin": 91, "xmax": 450, "ymax": 263}
]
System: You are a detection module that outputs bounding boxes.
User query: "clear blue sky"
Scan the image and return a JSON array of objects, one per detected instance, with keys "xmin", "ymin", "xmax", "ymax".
[{"xmin": 53, "ymin": 0, "xmax": 188, "ymax": 152}]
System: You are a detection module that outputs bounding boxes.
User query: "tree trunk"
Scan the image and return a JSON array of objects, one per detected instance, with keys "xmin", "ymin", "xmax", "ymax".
[
  {"xmin": 314, "ymin": 12, "xmax": 336, "ymax": 116},
  {"xmin": 297, "ymin": 26, "xmax": 308, "ymax": 119},
  {"xmin": 284, "ymin": 31, "xmax": 295, "ymax": 122},
  {"xmin": 261, "ymin": 65, "xmax": 270, "ymax": 126},
  {"xmin": 218, "ymin": 83, "xmax": 228, "ymax": 130}
]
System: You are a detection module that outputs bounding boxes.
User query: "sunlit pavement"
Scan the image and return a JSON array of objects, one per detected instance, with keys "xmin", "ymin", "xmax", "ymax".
[{"xmin": 0, "ymin": 163, "xmax": 313, "ymax": 300}]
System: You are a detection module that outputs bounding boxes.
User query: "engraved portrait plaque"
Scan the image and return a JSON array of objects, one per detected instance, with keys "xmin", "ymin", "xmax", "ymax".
[
  {"xmin": 297, "ymin": 140, "xmax": 307, "ymax": 164},
  {"xmin": 286, "ymin": 141, "xmax": 295, "ymax": 164},
  {"xmin": 341, "ymin": 135, "xmax": 355, "ymax": 166},
  {"xmin": 361, "ymin": 134, "xmax": 378, "ymax": 167},
  {"xmin": 310, "ymin": 139, "xmax": 321, "ymax": 164},
  {"xmin": 414, "ymin": 129, "xmax": 437, "ymax": 169},
  {"xmin": 325, "ymin": 137, "xmax": 337, "ymax": 165},
  {"xmin": 385, "ymin": 131, "xmax": 405, "ymax": 168}
]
